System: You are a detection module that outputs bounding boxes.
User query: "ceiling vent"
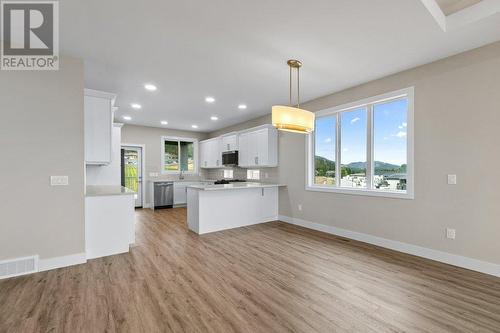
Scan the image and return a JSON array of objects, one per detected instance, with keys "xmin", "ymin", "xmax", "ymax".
[{"xmin": 0, "ymin": 255, "xmax": 38, "ymax": 279}]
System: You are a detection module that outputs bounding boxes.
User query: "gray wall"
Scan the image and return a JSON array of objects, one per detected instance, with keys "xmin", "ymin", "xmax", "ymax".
[
  {"xmin": 210, "ymin": 42, "xmax": 500, "ymax": 265},
  {"xmin": 0, "ymin": 56, "xmax": 85, "ymax": 261},
  {"xmin": 121, "ymin": 125, "xmax": 209, "ymax": 204}
]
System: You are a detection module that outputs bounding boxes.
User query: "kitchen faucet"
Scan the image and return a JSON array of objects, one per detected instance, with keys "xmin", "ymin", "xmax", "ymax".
[{"xmin": 179, "ymin": 169, "xmax": 185, "ymax": 180}]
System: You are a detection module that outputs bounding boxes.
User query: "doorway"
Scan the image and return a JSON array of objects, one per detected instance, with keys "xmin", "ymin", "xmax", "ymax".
[{"xmin": 121, "ymin": 145, "xmax": 144, "ymax": 208}]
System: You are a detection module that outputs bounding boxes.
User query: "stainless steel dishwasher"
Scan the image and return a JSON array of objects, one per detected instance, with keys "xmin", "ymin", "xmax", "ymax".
[{"xmin": 153, "ymin": 181, "xmax": 174, "ymax": 209}]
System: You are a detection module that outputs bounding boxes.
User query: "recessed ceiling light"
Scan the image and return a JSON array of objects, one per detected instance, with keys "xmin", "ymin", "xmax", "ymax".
[
  {"xmin": 191, "ymin": 125, "xmax": 199, "ymax": 129},
  {"xmin": 131, "ymin": 103, "xmax": 142, "ymax": 110},
  {"xmin": 161, "ymin": 120, "xmax": 168, "ymax": 125},
  {"xmin": 238, "ymin": 104, "xmax": 247, "ymax": 110},
  {"xmin": 205, "ymin": 97, "xmax": 215, "ymax": 103},
  {"xmin": 144, "ymin": 84, "xmax": 157, "ymax": 91},
  {"xmin": 123, "ymin": 116, "xmax": 132, "ymax": 121},
  {"xmin": 210, "ymin": 116, "xmax": 218, "ymax": 121}
]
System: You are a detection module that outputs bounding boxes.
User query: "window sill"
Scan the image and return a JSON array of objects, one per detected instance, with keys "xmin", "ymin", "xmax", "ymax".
[{"xmin": 305, "ymin": 185, "xmax": 414, "ymax": 200}]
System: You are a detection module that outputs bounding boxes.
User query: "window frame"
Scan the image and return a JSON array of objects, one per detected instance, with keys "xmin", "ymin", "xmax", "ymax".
[
  {"xmin": 306, "ymin": 87, "xmax": 414, "ymax": 199},
  {"xmin": 161, "ymin": 136, "xmax": 199, "ymax": 175}
]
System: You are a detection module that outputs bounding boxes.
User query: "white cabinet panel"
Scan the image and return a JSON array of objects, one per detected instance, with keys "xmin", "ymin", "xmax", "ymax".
[
  {"xmin": 256, "ymin": 129, "xmax": 269, "ymax": 166},
  {"xmin": 85, "ymin": 194, "xmax": 135, "ymax": 259},
  {"xmin": 238, "ymin": 132, "xmax": 251, "ymax": 167},
  {"xmin": 221, "ymin": 134, "xmax": 238, "ymax": 152},
  {"xmin": 238, "ymin": 125, "xmax": 278, "ymax": 168},
  {"xmin": 201, "ymin": 125, "xmax": 278, "ymax": 169},
  {"xmin": 84, "ymin": 90, "xmax": 116, "ymax": 165},
  {"xmin": 199, "ymin": 138, "xmax": 221, "ymax": 168},
  {"xmin": 174, "ymin": 183, "xmax": 187, "ymax": 205},
  {"xmin": 187, "ymin": 186, "xmax": 279, "ymax": 234},
  {"xmin": 260, "ymin": 187, "xmax": 278, "ymax": 220}
]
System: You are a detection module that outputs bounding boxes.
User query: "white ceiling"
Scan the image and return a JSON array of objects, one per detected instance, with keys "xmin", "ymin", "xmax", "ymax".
[
  {"xmin": 435, "ymin": 0, "xmax": 482, "ymax": 15},
  {"xmin": 60, "ymin": 0, "xmax": 500, "ymax": 132}
]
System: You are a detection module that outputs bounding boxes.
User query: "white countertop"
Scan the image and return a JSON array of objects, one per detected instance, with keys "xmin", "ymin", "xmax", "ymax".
[
  {"xmin": 86, "ymin": 185, "xmax": 135, "ymax": 197},
  {"xmin": 187, "ymin": 182, "xmax": 286, "ymax": 191},
  {"xmin": 148, "ymin": 179, "xmax": 216, "ymax": 183}
]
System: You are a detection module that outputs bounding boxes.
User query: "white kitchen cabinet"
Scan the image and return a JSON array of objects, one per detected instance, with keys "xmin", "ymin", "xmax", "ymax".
[
  {"xmin": 221, "ymin": 133, "xmax": 238, "ymax": 152},
  {"xmin": 260, "ymin": 187, "xmax": 278, "ymax": 220},
  {"xmin": 174, "ymin": 181, "xmax": 215, "ymax": 205},
  {"xmin": 238, "ymin": 125, "xmax": 278, "ymax": 168},
  {"xmin": 200, "ymin": 138, "xmax": 221, "ymax": 168},
  {"xmin": 187, "ymin": 184, "xmax": 281, "ymax": 234},
  {"xmin": 85, "ymin": 188, "xmax": 135, "ymax": 260},
  {"xmin": 174, "ymin": 183, "xmax": 187, "ymax": 205},
  {"xmin": 84, "ymin": 89, "xmax": 116, "ymax": 165}
]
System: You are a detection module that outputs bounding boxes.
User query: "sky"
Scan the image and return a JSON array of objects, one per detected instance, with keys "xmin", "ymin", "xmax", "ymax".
[{"xmin": 315, "ymin": 98, "xmax": 407, "ymax": 166}]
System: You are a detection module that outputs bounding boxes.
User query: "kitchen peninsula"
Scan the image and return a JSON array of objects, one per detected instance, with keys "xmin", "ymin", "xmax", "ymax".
[{"xmin": 186, "ymin": 183, "xmax": 285, "ymax": 234}]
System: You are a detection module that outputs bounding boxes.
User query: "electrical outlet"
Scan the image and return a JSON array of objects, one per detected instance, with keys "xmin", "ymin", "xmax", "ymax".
[
  {"xmin": 446, "ymin": 228, "xmax": 456, "ymax": 240},
  {"xmin": 265, "ymin": 173, "xmax": 269, "ymax": 179},
  {"xmin": 447, "ymin": 174, "xmax": 457, "ymax": 185},
  {"xmin": 50, "ymin": 176, "xmax": 68, "ymax": 186},
  {"xmin": 298, "ymin": 204, "xmax": 302, "ymax": 211}
]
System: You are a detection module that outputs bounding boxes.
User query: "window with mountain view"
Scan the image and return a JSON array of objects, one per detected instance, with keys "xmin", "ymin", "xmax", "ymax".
[
  {"xmin": 307, "ymin": 88, "xmax": 413, "ymax": 198},
  {"xmin": 340, "ymin": 107, "xmax": 367, "ymax": 188},
  {"xmin": 314, "ymin": 115, "xmax": 336, "ymax": 185},
  {"xmin": 373, "ymin": 99, "xmax": 408, "ymax": 192},
  {"xmin": 162, "ymin": 137, "xmax": 197, "ymax": 173}
]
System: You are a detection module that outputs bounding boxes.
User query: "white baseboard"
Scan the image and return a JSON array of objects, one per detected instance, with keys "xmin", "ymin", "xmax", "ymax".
[
  {"xmin": 38, "ymin": 252, "xmax": 87, "ymax": 272},
  {"xmin": 279, "ymin": 215, "xmax": 500, "ymax": 278}
]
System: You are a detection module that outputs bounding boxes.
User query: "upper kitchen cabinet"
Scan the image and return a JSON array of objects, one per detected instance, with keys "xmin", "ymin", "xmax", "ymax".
[
  {"xmin": 200, "ymin": 137, "xmax": 222, "ymax": 168},
  {"xmin": 84, "ymin": 89, "xmax": 116, "ymax": 165},
  {"xmin": 221, "ymin": 133, "xmax": 238, "ymax": 152},
  {"xmin": 238, "ymin": 125, "xmax": 278, "ymax": 168}
]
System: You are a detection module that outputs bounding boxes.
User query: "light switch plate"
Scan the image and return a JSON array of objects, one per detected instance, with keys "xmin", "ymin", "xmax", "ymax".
[
  {"xmin": 447, "ymin": 174, "xmax": 457, "ymax": 185},
  {"xmin": 50, "ymin": 176, "xmax": 68, "ymax": 186},
  {"xmin": 446, "ymin": 228, "xmax": 456, "ymax": 240}
]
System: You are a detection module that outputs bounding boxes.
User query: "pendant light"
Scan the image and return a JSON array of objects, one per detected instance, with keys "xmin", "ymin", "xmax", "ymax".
[{"xmin": 272, "ymin": 59, "xmax": 315, "ymax": 134}]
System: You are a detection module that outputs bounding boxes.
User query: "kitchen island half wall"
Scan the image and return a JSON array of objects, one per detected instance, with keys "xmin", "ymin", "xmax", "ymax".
[{"xmin": 187, "ymin": 183, "xmax": 285, "ymax": 234}]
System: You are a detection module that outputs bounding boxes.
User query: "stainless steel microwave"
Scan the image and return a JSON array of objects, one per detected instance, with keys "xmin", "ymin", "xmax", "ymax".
[{"xmin": 222, "ymin": 151, "xmax": 238, "ymax": 166}]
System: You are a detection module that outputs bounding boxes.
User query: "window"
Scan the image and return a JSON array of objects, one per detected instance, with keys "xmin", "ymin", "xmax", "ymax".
[
  {"xmin": 161, "ymin": 137, "xmax": 198, "ymax": 173},
  {"xmin": 307, "ymin": 88, "xmax": 413, "ymax": 199},
  {"xmin": 340, "ymin": 107, "xmax": 367, "ymax": 189},
  {"xmin": 247, "ymin": 169, "xmax": 260, "ymax": 180},
  {"xmin": 314, "ymin": 116, "xmax": 336, "ymax": 185}
]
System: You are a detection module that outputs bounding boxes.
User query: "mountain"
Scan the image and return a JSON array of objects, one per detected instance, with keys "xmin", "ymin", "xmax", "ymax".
[
  {"xmin": 315, "ymin": 156, "xmax": 406, "ymax": 176},
  {"xmin": 314, "ymin": 156, "xmax": 336, "ymax": 176},
  {"xmin": 346, "ymin": 161, "xmax": 400, "ymax": 170}
]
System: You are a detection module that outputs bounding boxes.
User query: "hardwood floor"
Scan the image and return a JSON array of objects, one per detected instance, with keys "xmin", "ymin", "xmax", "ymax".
[{"xmin": 1, "ymin": 208, "xmax": 500, "ymax": 332}]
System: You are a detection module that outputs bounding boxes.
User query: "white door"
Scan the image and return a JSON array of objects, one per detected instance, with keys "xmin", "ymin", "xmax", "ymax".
[{"xmin": 122, "ymin": 146, "xmax": 143, "ymax": 207}]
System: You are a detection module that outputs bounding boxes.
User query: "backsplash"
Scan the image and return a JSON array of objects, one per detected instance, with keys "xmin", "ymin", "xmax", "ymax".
[
  {"xmin": 207, "ymin": 166, "xmax": 279, "ymax": 182},
  {"xmin": 145, "ymin": 167, "xmax": 279, "ymax": 182},
  {"xmin": 146, "ymin": 169, "xmax": 210, "ymax": 182}
]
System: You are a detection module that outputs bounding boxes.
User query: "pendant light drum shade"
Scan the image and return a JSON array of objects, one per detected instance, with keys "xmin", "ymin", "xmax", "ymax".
[
  {"xmin": 272, "ymin": 105, "xmax": 314, "ymax": 133},
  {"xmin": 272, "ymin": 59, "xmax": 315, "ymax": 134}
]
